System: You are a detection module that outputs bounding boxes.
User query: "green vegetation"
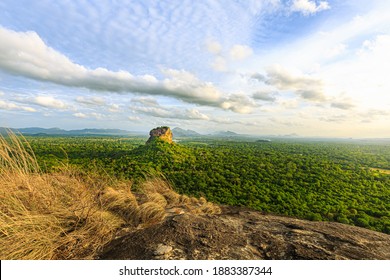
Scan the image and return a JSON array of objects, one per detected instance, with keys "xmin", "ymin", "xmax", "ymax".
[{"xmin": 27, "ymin": 135, "xmax": 390, "ymax": 234}]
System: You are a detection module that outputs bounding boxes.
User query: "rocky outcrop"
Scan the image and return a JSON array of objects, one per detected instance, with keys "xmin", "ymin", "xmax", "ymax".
[
  {"xmin": 98, "ymin": 206, "xmax": 390, "ymax": 260},
  {"xmin": 146, "ymin": 126, "xmax": 173, "ymax": 144}
]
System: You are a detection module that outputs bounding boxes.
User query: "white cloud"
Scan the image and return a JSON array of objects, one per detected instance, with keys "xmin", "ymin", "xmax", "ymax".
[
  {"xmin": 358, "ymin": 35, "xmax": 390, "ymax": 58},
  {"xmin": 318, "ymin": 114, "xmax": 347, "ymax": 123},
  {"xmin": 206, "ymin": 39, "xmax": 222, "ymax": 54},
  {"xmin": 211, "ymin": 117, "xmax": 259, "ymax": 127},
  {"xmin": 211, "ymin": 56, "xmax": 227, "ymax": 72},
  {"xmin": 0, "ymin": 100, "xmax": 36, "ymax": 112},
  {"xmin": 75, "ymin": 96, "xmax": 106, "ymax": 106},
  {"xmin": 73, "ymin": 112, "xmax": 87, "ymax": 118},
  {"xmin": 250, "ymin": 73, "xmax": 266, "ymax": 82},
  {"xmin": 108, "ymin": 104, "xmax": 121, "ymax": 112},
  {"xmin": 252, "ymin": 90, "xmax": 277, "ymax": 102},
  {"xmin": 32, "ymin": 96, "xmax": 68, "ymax": 109},
  {"xmin": 331, "ymin": 100, "xmax": 355, "ymax": 110},
  {"xmin": 264, "ymin": 65, "xmax": 326, "ymax": 101},
  {"xmin": 131, "ymin": 105, "xmax": 210, "ymax": 121},
  {"xmin": 229, "ymin": 44, "xmax": 253, "ymax": 60},
  {"xmin": 320, "ymin": 34, "xmax": 390, "ymax": 111},
  {"xmin": 184, "ymin": 109, "xmax": 210, "ymax": 120},
  {"xmin": 130, "ymin": 98, "xmax": 210, "ymax": 120},
  {"xmin": 72, "ymin": 112, "xmax": 105, "ymax": 119},
  {"xmin": 221, "ymin": 93, "xmax": 258, "ymax": 113},
  {"xmin": 290, "ymin": 0, "xmax": 330, "ymax": 16},
  {"xmin": 326, "ymin": 43, "xmax": 347, "ymax": 58},
  {"xmin": 128, "ymin": 116, "xmax": 141, "ymax": 121},
  {"xmin": 0, "ymin": 27, "xmax": 253, "ymax": 113},
  {"xmin": 131, "ymin": 96, "xmax": 159, "ymax": 107},
  {"xmin": 279, "ymin": 99, "xmax": 300, "ymax": 109},
  {"xmin": 358, "ymin": 109, "xmax": 390, "ymax": 122},
  {"xmin": 90, "ymin": 112, "xmax": 104, "ymax": 119}
]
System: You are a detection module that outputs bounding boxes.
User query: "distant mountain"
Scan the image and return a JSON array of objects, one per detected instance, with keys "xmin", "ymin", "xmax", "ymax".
[
  {"xmin": 172, "ymin": 127, "xmax": 201, "ymax": 137},
  {"xmin": 281, "ymin": 133, "xmax": 299, "ymax": 137},
  {"xmin": 18, "ymin": 127, "xmax": 65, "ymax": 135},
  {"xmin": 212, "ymin": 130, "xmax": 239, "ymax": 137},
  {"xmin": 0, "ymin": 127, "xmax": 137, "ymax": 136}
]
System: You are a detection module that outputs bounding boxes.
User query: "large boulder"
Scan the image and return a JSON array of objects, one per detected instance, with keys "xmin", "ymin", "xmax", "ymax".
[
  {"xmin": 99, "ymin": 206, "xmax": 390, "ymax": 260},
  {"xmin": 146, "ymin": 126, "xmax": 173, "ymax": 144}
]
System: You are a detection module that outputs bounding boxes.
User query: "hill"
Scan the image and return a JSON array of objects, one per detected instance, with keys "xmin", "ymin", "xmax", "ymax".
[
  {"xmin": 212, "ymin": 130, "xmax": 239, "ymax": 137},
  {"xmin": 172, "ymin": 127, "xmax": 201, "ymax": 137}
]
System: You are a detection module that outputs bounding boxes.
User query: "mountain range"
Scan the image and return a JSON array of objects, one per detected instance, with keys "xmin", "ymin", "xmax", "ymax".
[{"xmin": 0, "ymin": 126, "xmax": 243, "ymax": 138}]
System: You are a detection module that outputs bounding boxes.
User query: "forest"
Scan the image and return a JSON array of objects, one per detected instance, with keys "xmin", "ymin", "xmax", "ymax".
[{"xmin": 26, "ymin": 135, "xmax": 390, "ymax": 234}]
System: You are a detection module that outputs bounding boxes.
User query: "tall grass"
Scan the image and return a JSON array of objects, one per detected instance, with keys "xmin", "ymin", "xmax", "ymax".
[
  {"xmin": 0, "ymin": 131, "xmax": 220, "ymax": 259},
  {"xmin": 0, "ymin": 132, "xmax": 124, "ymax": 259}
]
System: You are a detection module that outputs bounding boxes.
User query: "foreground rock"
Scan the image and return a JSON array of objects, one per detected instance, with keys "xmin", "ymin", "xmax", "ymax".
[
  {"xmin": 98, "ymin": 206, "xmax": 390, "ymax": 260},
  {"xmin": 146, "ymin": 126, "xmax": 173, "ymax": 144}
]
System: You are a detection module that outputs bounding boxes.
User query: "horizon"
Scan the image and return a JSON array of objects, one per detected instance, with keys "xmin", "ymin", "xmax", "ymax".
[
  {"xmin": 1, "ymin": 1, "xmax": 390, "ymax": 138},
  {"xmin": 3, "ymin": 125, "xmax": 390, "ymax": 140}
]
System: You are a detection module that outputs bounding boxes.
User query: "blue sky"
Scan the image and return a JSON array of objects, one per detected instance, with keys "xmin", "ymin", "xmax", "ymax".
[{"xmin": 0, "ymin": 0, "xmax": 389, "ymax": 137}]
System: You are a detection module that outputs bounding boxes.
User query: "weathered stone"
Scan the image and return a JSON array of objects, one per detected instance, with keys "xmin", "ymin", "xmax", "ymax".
[
  {"xmin": 99, "ymin": 206, "xmax": 390, "ymax": 260},
  {"xmin": 154, "ymin": 244, "xmax": 173, "ymax": 256},
  {"xmin": 146, "ymin": 126, "xmax": 173, "ymax": 144}
]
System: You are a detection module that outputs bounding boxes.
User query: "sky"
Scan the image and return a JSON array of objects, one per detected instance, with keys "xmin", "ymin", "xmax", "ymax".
[{"xmin": 0, "ymin": 0, "xmax": 389, "ymax": 137}]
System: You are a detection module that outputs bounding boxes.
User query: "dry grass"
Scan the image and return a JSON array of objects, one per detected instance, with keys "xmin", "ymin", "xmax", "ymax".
[
  {"xmin": 140, "ymin": 178, "xmax": 181, "ymax": 205},
  {"xmin": 139, "ymin": 178, "xmax": 221, "ymax": 216},
  {"xmin": 138, "ymin": 202, "xmax": 166, "ymax": 224},
  {"xmin": 0, "ymin": 131, "xmax": 221, "ymax": 260},
  {"xmin": 0, "ymin": 133, "xmax": 124, "ymax": 259},
  {"xmin": 100, "ymin": 186, "xmax": 140, "ymax": 225}
]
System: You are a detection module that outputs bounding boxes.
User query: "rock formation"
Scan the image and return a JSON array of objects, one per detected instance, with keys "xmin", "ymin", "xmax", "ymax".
[
  {"xmin": 146, "ymin": 126, "xmax": 173, "ymax": 144},
  {"xmin": 98, "ymin": 206, "xmax": 390, "ymax": 260}
]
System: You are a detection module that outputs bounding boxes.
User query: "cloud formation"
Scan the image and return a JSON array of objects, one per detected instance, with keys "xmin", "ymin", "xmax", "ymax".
[
  {"xmin": 252, "ymin": 91, "xmax": 277, "ymax": 102},
  {"xmin": 229, "ymin": 44, "xmax": 253, "ymax": 60},
  {"xmin": 108, "ymin": 104, "xmax": 121, "ymax": 113},
  {"xmin": 0, "ymin": 27, "xmax": 252, "ymax": 113},
  {"xmin": 130, "ymin": 97, "xmax": 210, "ymax": 121},
  {"xmin": 319, "ymin": 114, "xmax": 347, "ymax": 123},
  {"xmin": 132, "ymin": 106, "xmax": 210, "ymax": 121},
  {"xmin": 206, "ymin": 40, "xmax": 222, "ymax": 55},
  {"xmin": 290, "ymin": 0, "xmax": 330, "ymax": 16},
  {"xmin": 31, "ymin": 96, "xmax": 68, "ymax": 109},
  {"xmin": 211, "ymin": 117, "xmax": 259, "ymax": 127},
  {"xmin": 73, "ymin": 112, "xmax": 87, "ymax": 119},
  {"xmin": 358, "ymin": 109, "xmax": 390, "ymax": 123},
  {"xmin": 211, "ymin": 56, "xmax": 227, "ymax": 72},
  {"xmin": 128, "ymin": 116, "xmax": 141, "ymax": 121},
  {"xmin": 264, "ymin": 65, "xmax": 326, "ymax": 101},
  {"xmin": 73, "ymin": 112, "xmax": 105, "ymax": 120},
  {"xmin": 331, "ymin": 100, "xmax": 355, "ymax": 110},
  {"xmin": 221, "ymin": 93, "xmax": 258, "ymax": 114},
  {"xmin": 75, "ymin": 96, "xmax": 106, "ymax": 106},
  {"xmin": 0, "ymin": 100, "xmax": 36, "ymax": 112},
  {"xmin": 250, "ymin": 73, "xmax": 266, "ymax": 82}
]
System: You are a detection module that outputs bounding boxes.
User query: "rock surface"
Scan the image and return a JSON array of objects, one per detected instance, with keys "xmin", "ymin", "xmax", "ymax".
[
  {"xmin": 98, "ymin": 206, "xmax": 390, "ymax": 260},
  {"xmin": 146, "ymin": 126, "xmax": 173, "ymax": 144}
]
